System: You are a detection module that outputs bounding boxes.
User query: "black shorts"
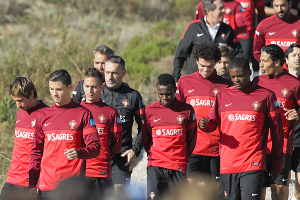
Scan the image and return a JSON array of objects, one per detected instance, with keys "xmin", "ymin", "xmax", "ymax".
[
  {"xmin": 85, "ymin": 177, "xmax": 113, "ymax": 198},
  {"xmin": 111, "ymin": 154, "xmax": 132, "ymax": 185},
  {"xmin": 219, "ymin": 171, "xmax": 263, "ymax": 200},
  {"xmin": 0, "ymin": 183, "xmax": 28, "ymax": 200},
  {"xmin": 263, "ymin": 154, "xmax": 291, "ymax": 187},
  {"xmin": 147, "ymin": 166, "xmax": 188, "ymax": 200},
  {"xmin": 291, "ymin": 147, "xmax": 300, "ymax": 172},
  {"xmin": 187, "ymin": 154, "xmax": 220, "ymax": 182}
]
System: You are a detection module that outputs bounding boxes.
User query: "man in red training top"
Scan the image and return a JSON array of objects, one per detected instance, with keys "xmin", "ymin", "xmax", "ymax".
[
  {"xmin": 0, "ymin": 77, "xmax": 48, "ymax": 199},
  {"xmin": 200, "ymin": 57, "xmax": 284, "ymax": 200},
  {"xmin": 142, "ymin": 73, "xmax": 197, "ymax": 200},
  {"xmin": 176, "ymin": 41, "xmax": 231, "ymax": 186},
  {"xmin": 29, "ymin": 69, "xmax": 100, "ymax": 200},
  {"xmin": 253, "ymin": 0, "xmax": 300, "ymax": 69},
  {"xmin": 253, "ymin": 44, "xmax": 300, "ymax": 200},
  {"xmin": 81, "ymin": 67, "xmax": 122, "ymax": 198}
]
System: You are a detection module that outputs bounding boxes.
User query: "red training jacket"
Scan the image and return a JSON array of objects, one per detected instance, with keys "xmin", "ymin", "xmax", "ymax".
[
  {"xmin": 176, "ymin": 71, "xmax": 231, "ymax": 156},
  {"xmin": 29, "ymin": 100, "xmax": 100, "ymax": 191},
  {"xmin": 203, "ymin": 83, "xmax": 283, "ymax": 174},
  {"xmin": 6, "ymin": 101, "xmax": 48, "ymax": 187},
  {"xmin": 81, "ymin": 100, "xmax": 122, "ymax": 179},
  {"xmin": 142, "ymin": 99, "xmax": 197, "ymax": 173},
  {"xmin": 253, "ymin": 71, "xmax": 300, "ymax": 155},
  {"xmin": 254, "ymin": 14, "xmax": 300, "ymax": 62}
]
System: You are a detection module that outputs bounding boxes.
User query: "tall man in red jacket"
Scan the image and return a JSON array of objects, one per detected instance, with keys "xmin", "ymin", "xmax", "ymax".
[
  {"xmin": 0, "ymin": 77, "xmax": 48, "ymax": 200},
  {"xmin": 176, "ymin": 41, "xmax": 231, "ymax": 185},
  {"xmin": 81, "ymin": 68, "xmax": 122, "ymax": 198},
  {"xmin": 200, "ymin": 57, "xmax": 284, "ymax": 200},
  {"xmin": 253, "ymin": 0, "xmax": 300, "ymax": 69},
  {"xmin": 29, "ymin": 69, "xmax": 100, "ymax": 200},
  {"xmin": 142, "ymin": 73, "xmax": 197, "ymax": 200},
  {"xmin": 253, "ymin": 44, "xmax": 300, "ymax": 200}
]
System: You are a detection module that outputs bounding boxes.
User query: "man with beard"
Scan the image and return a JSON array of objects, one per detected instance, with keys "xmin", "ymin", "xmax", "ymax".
[
  {"xmin": 215, "ymin": 46, "xmax": 234, "ymax": 80},
  {"xmin": 72, "ymin": 45, "xmax": 115, "ymax": 103},
  {"xmin": 253, "ymin": 0, "xmax": 300, "ymax": 69}
]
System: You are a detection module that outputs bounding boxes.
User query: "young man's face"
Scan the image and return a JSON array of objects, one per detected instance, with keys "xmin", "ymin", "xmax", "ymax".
[
  {"xmin": 230, "ymin": 67, "xmax": 251, "ymax": 90},
  {"xmin": 49, "ymin": 81, "xmax": 72, "ymax": 106},
  {"xmin": 11, "ymin": 94, "xmax": 33, "ymax": 111},
  {"xmin": 260, "ymin": 51, "xmax": 279, "ymax": 76},
  {"xmin": 196, "ymin": 57, "xmax": 216, "ymax": 78},
  {"xmin": 94, "ymin": 52, "xmax": 109, "ymax": 75},
  {"xmin": 104, "ymin": 62, "xmax": 126, "ymax": 89},
  {"xmin": 273, "ymin": 0, "xmax": 291, "ymax": 19},
  {"xmin": 286, "ymin": 47, "xmax": 300, "ymax": 70},
  {"xmin": 215, "ymin": 56, "xmax": 231, "ymax": 78},
  {"xmin": 157, "ymin": 84, "xmax": 176, "ymax": 107},
  {"xmin": 83, "ymin": 76, "xmax": 103, "ymax": 103}
]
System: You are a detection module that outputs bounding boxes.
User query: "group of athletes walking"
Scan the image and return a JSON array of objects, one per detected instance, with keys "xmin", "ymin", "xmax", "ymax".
[{"xmin": 2, "ymin": 0, "xmax": 300, "ymax": 199}]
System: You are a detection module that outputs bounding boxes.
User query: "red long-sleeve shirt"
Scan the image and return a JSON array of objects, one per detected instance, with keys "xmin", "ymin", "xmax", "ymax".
[
  {"xmin": 203, "ymin": 83, "xmax": 283, "ymax": 174},
  {"xmin": 6, "ymin": 101, "xmax": 48, "ymax": 187},
  {"xmin": 253, "ymin": 71, "xmax": 300, "ymax": 155},
  {"xmin": 176, "ymin": 72, "xmax": 231, "ymax": 156},
  {"xmin": 29, "ymin": 100, "xmax": 100, "ymax": 191},
  {"xmin": 81, "ymin": 100, "xmax": 122, "ymax": 179},
  {"xmin": 194, "ymin": 0, "xmax": 248, "ymax": 38},
  {"xmin": 254, "ymin": 14, "xmax": 300, "ymax": 62},
  {"xmin": 142, "ymin": 100, "xmax": 197, "ymax": 173}
]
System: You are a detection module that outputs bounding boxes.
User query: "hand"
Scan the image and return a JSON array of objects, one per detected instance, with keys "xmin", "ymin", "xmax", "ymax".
[
  {"xmin": 199, "ymin": 118, "xmax": 208, "ymax": 129},
  {"xmin": 64, "ymin": 148, "xmax": 78, "ymax": 160},
  {"xmin": 271, "ymin": 170, "xmax": 280, "ymax": 180},
  {"xmin": 283, "ymin": 108, "xmax": 299, "ymax": 121},
  {"xmin": 27, "ymin": 186, "xmax": 38, "ymax": 199},
  {"xmin": 121, "ymin": 149, "xmax": 136, "ymax": 171}
]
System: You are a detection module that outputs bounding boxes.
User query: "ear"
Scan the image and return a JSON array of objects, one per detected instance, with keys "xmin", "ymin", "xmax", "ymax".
[
  {"xmin": 274, "ymin": 59, "xmax": 281, "ymax": 67},
  {"xmin": 30, "ymin": 90, "xmax": 35, "ymax": 98},
  {"xmin": 285, "ymin": 57, "xmax": 288, "ymax": 64},
  {"xmin": 122, "ymin": 69, "xmax": 126, "ymax": 78},
  {"xmin": 68, "ymin": 84, "xmax": 73, "ymax": 91}
]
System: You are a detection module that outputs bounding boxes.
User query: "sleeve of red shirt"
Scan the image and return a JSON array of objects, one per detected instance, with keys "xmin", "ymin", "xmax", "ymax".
[
  {"xmin": 256, "ymin": 0, "xmax": 267, "ymax": 23},
  {"xmin": 77, "ymin": 111, "xmax": 100, "ymax": 159},
  {"xmin": 142, "ymin": 107, "xmax": 152, "ymax": 155},
  {"xmin": 29, "ymin": 113, "xmax": 45, "ymax": 188},
  {"xmin": 132, "ymin": 93, "xmax": 145, "ymax": 157},
  {"xmin": 202, "ymin": 93, "xmax": 221, "ymax": 132},
  {"xmin": 268, "ymin": 93, "xmax": 284, "ymax": 173},
  {"xmin": 186, "ymin": 108, "xmax": 197, "ymax": 160},
  {"xmin": 253, "ymin": 22, "xmax": 265, "ymax": 62},
  {"xmin": 194, "ymin": 1, "xmax": 204, "ymax": 20},
  {"xmin": 175, "ymin": 79, "xmax": 185, "ymax": 102},
  {"xmin": 234, "ymin": 5, "xmax": 248, "ymax": 28},
  {"xmin": 109, "ymin": 111, "xmax": 122, "ymax": 157}
]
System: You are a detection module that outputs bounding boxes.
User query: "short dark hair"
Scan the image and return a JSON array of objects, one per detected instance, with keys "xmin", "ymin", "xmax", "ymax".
[
  {"xmin": 9, "ymin": 76, "xmax": 37, "ymax": 98},
  {"xmin": 193, "ymin": 41, "xmax": 221, "ymax": 62},
  {"xmin": 105, "ymin": 56, "xmax": 125, "ymax": 70},
  {"xmin": 229, "ymin": 57, "xmax": 251, "ymax": 72},
  {"xmin": 203, "ymin": 0, "xmax": 217, "ymax": 15},
  {"xmin": 93, "ymin": 45, "xmax": 115, "ymax": 57},
  {"xmin": 49, "ymin": 69, "xmax": 72, "ymax": 86},
  {"xmin": 261, "ymin": 44, "xmax": 285, "ymax": 66},
  {"xmin": 157, "ymin": 74, "xmax": 176, "ymax": 90},
  {"xmin": 285, "ymin": 43, "xmax": 300, "ymax": 58},
  {"xmin": 219, "ymin": 46, "xmax": 234, "ymax": 60},
  {"xmin": 84, "ymin": 67, "xmax": 103, "ymax": 84},
  {"xmin": 270, "ymin": 0, "xmax": 291, "ymax": 3}
]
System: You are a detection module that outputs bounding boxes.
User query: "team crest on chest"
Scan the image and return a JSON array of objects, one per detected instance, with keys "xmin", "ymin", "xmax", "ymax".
[
  {"xmin": 150, "ymin": 192, "xmax": 156, "ymax": 200},
  {"xmin": 212, "ymin": 88, "xmax": 219, "ymax": 96},
  {"xmin": 122, "ymin": 100, "xmax": 129, "ymax": 108},
  {"xmin": 225, "ymin": 8, "xmax": 231, "ymax": 14},
  {"xmin": 221, "ymin": 33, "xmax": 225, "ymax": 40},
  {"xmin": 69, "ymin": 120, "xmax": 77, "ymax": 129},
  {"xmin": 98, "ymin": 115, "xmax": 105, "ymax": 123},
  {"xmin": 252, "ymin": 101, "xmax": 260, "ymax": 110},
  {"xmin": 31, "ymin": 119, "xmax": 36, "ymax": 128},
  {"xmin": 282, "ymin": 88, "xmax": 289, "ymax": 97},
  {"xmin": 177, "ymin": 115, "xmax": 184, "ymax": 124},
  {"xmin": 292, "ymin": 30, "xmax": 298, "ymax": 38}
]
